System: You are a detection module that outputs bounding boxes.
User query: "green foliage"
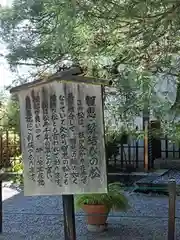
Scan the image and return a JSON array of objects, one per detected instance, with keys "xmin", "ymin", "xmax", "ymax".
[
  {"xmin": 0, "ymin": 0, "xmax": 180, "ymax": 140},
  {"xmin": 10, "ymin": 173, "xmax": 23, "ymax": 185},
  {"xmin": 11, "ymin": 155, "xmax": 23, "ymax": 173},
  {"xmin": 2, "ymin": 98, "xmax": 20, "ymax": 132},
  {"xmin": 10, "ymin": 154, "xmax": 23, "ymax": 185},
  {"xmin": 75, "ymin": 182, "xmax": 129, "ymax": 211},
  {"xmin": 104, "ymin": 66, "xmax": 167, "ymax": 133},
  {"xmin": 1, "ymin": 0, "xmax": 180, "ymax": 73},
  {"xmin": 105, "ymin": 127, "xmax": 129, "ymax": 161},
  {"xmin": 0, "ymin": 95, "xmax": 21, "ymax": 168},
  {"xmin": 106, "ymin": 126, "xmax": 128, "ymax": 143},
  {"xmin": 0, "ymin": 93, "xmax": 20, "ymax": 133},
  {"xmin": 0, "ymin": 129, "xmax": 20, "ymax": 168}
]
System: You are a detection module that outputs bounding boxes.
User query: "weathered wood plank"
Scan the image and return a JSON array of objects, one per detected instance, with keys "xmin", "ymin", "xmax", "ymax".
[
  {"xmin": 10, "ymin": 67, "xmax": 112, "ymax": 94},
  {"xmin": 18, "ymin": 81, "xmax": 107, "ymax": 196}
]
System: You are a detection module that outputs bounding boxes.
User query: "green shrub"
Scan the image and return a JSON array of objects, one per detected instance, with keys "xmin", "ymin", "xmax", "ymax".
[
  {"xmin": 10, "ymin": 155, "xmax": 23, "ymax": 185},
  {"xmin": 11, "ymin": 155, "xmax": 23, "ymax": 173}
]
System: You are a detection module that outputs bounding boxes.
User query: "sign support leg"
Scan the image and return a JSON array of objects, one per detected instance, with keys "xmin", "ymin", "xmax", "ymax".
[
  {"xmin": 62, "ymin": 195, "xmax": 76, "ymax": 240},
  {"xmin": 168, "ymin": 179, "xmax": 176, "ymax": 240},
  {"xmin": 0, "ymin": 180, "xmax": 2, "ymax": 234}
]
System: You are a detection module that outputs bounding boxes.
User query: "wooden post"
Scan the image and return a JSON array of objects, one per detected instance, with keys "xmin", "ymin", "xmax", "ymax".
[
  {"xmin": 168, "ymin": 179, "xmax": 176, "ymax": 240},
  {"xmin": 144, "ymin": 120, "xmax": 149, "ymax": 172},
  {"xmin": 0, "ymin": 180, "xmax": 2, "ymax": 233},
  {"xmin": 62, "ymin": 195, "xmax": 76, "ymax": 240},
  {"xmin": 101, "ymin": 86, "xmax": 109, "ymax": 180},
  {"xmin": 0, "ymin": 134, "xmax": 3, "ymax": 233},
  {"xmin": 135, "ymin": 140, "xmax": 139, "ymax": 169}
]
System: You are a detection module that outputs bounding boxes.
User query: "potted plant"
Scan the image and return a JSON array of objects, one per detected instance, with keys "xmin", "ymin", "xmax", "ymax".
[{"xmin": 75, "ymin": 183, "xmax": 129, "ymax": 232}]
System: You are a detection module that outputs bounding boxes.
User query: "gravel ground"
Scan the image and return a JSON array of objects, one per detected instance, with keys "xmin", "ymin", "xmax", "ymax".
[{"xmin": 1, "ymin": 185, "xmax": 180, "ymax": 240}]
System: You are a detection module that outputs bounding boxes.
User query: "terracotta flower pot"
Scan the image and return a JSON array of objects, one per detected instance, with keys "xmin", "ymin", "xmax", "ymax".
[{"xmin": 83, "ymin": 204, "xmax": 109, "ymax": 225}]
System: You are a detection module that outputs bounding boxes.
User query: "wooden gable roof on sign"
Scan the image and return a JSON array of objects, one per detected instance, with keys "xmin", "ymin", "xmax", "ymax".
[{"xmin": 10, "ymin": 66, "xmax": 112, "ymax": 94}]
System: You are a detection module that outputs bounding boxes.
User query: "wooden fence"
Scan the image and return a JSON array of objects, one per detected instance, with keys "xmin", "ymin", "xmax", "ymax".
[{"xmin": 107, "ymin": 138, "xmax": 180, "ymax": 172}]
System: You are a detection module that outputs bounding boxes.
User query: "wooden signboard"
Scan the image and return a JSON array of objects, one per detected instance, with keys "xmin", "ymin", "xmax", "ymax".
[{"xmin": 18, "ymin": 81, "xmax": 107, "ymax": 196}]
